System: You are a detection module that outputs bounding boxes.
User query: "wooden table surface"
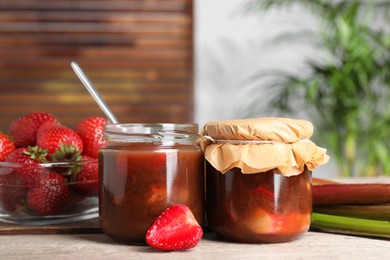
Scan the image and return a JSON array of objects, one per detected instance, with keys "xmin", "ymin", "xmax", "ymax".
[
  {"xmin": 1, "ymin": 177, "xmax": 389, "ymax": 259},
  {"xmin": 0, "ymin": 218, "xmax": 388, "ymax": 260}
]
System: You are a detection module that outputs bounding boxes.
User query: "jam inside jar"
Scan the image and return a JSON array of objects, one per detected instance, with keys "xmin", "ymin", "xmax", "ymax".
[
  {"xmin": 206, "ymin": 163, "xmax": 312, "ymax": 243},
  {"xmin": 99, "ymin": 123, "xmax": 204, "ymax": 244}
]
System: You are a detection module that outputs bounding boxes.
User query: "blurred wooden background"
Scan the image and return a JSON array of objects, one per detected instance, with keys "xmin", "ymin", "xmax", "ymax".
[{"xmin": 0, "ymin": 0, "xmax": 194, "ymax": 129}]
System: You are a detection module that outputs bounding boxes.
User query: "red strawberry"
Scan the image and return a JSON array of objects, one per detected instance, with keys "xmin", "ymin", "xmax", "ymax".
[
  {"xmin": 0, "ymin": 133, "xmax": 15, "ymax": 162},
  {"xmin": 146, "ymin": 204, "xmax": 203, "ymax": 251},
  {"xmin": 5, "ymin": 146, "xmax": 46, "ymax": 188},
  {"xmin": 5, "ymin": 146, "xmax": 47, "ymax": 164},
  {"xmin": 0, "ymin": 162, "xmax": 45, "ymax": 213},
  {"xmin": 6, "ymin": 163, "xmax": 45, "ymax": 187},
  {"xmin": 1, "ymin": 147, "xmax": 47, "ymax": 212},
  {"xmin": 74, "ymin": 116, "xmax": 107, "ymax": 158},
  {"xmin": 8, "ymin": 112, "xmax": 57, "ymax": 148},
  {"xmin": 5, "ymin": 146, "xmax": 47, "ymax": 185},
  {"xmin": 0, "ymin": 174, "xmax": 25, "ymax": 212},
  {"xmin": 37, "ymin": 122, "xmax": 83, "ymax": 156},
  {"xmin": 27, "ymin": 172, "xmax": 70, "ymax": 215},
  {"xmin": 74, "ymin": 156, "xmax": 99, "ymax": 196}
]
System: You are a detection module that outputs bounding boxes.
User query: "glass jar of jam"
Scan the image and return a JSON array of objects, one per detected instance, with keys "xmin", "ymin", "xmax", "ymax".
[
  {"xmin": 99, "ymin": 123, "xmax": 205, "ymax": 244},
  {"xmin": 201, "ymin": 118, "xmax": 329, "ymax": 243}
]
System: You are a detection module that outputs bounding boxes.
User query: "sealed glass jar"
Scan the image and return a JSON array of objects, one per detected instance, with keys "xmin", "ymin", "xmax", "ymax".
[
  {"xmin": 201, "ymin": 118, "xmax": 329, "ymax": 243},
  {"xmin": 99, "ymin": 123, "xmax": 205, "ymax": 244}
]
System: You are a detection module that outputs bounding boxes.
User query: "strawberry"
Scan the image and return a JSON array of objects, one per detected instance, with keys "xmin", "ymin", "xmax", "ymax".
[
  {"xmin": 74, "ymin": 116, "xmax": 107, "ymax": 158},
  {"xmin": 27, "ymin": 172, "xmax": 70, "ymax": 215},
  {"xmin": 0, "ymin": 133, "xmax": 15, "ymax": 161},
  {"xmin": 146, "ymin": 204, "xmax": 203, "ymax": 251},
  {"xmin": 37, "ymin": 122, "xmax": 83, "ymax": 156},
  {"xmin": 5, "ymin": 146, "xmax": 47, "ymax": 164},
  {"xmin": 73, "ymin": 156, "xmax": 99, "ymax": 196},
  {"xmin": 5, "ymin": 147, "xmax": 47, "ymax": 186},
  {"xmin": 1, "ymin": 146, "xmax": 47, "ymax": 212},
  {"xmin": 6, "ymin": 162, "xmax": 45, "ymax": 187},
  {"xmin": 0, "ymin": 160, "xmax": 45, "ymax": 212},
  {"xmin": 8, "ymin": 112, "xmax": 57, "ymax": 148},
  {"xmin": 0, "ymin": 174, "xmax": 25, "ymax": 212}
]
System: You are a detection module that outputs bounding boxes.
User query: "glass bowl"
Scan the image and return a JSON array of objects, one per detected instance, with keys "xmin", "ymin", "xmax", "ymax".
[{"xmin": 0, "ymin": 160, "xmax": 98, "ymax": 225}]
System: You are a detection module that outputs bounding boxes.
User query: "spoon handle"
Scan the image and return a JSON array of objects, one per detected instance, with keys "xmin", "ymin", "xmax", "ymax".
[{"xmin": 71, "ymin": 61, "xmax": 119, "ymax": 124}]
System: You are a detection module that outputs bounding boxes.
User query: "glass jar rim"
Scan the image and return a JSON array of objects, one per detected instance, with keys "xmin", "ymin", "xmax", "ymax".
[
  {"xmin": 104, "ymin": 123, "xmax": 198, "ymax": 135},
  {"xmin": 103, "ymin": 123, "xmax": 200, "ymax": 145}
]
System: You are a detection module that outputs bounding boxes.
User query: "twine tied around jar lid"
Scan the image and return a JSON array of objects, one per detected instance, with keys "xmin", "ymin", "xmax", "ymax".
[{"xmin": 200, "ymin": 117, "xmax": 330, "ymax": 176}]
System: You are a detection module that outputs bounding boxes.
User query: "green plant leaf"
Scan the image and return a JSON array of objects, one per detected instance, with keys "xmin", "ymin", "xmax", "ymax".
[{"xmin": 244, "ymin": 0, "xmax": 390, "ymax": 176}]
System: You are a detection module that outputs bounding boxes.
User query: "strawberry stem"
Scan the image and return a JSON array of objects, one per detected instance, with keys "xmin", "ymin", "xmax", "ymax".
[
  {"xmin": 312, "ymin": 183, "xmax": 390, "ymax": 205},
  {"xmin": 51, "ymin": 144, "xmax": 82, "ymax": 162},
  {"xmin": 50, "ymin": 144, "xmax": 83, "ymax": 181},
  {"xmin": 22, "ymin": 146, "xmax": 48, "ymax": 162},
  {"xmin": 311, "ymin": 213, "xmax": 390, "ymax": 239}
]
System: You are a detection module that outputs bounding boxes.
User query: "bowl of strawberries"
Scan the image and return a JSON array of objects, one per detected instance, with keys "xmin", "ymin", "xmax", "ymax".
[{"xmin": 0, "ymin": 112, "xmax": 107, "ymax": 225}]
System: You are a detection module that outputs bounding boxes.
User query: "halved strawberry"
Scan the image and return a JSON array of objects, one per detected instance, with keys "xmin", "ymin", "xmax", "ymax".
[
  {"xmin": 37, "ymin": 122, "xmax": 83, "ymax": 156},
  {"xmin": 74, "ymin": 116, "xmax": 107, "ymax": 158},
  {"xmin": 146, "ymin": 204, "xmax": 203, "ymax": 251},
  {"xmin": 8, "ymin": 112, "xmax": 57, "ymax": 148},
  {"xmin": 27, "ymin": 172, "xmax": 70, "ymax": 215},
  {"xmin": 0, "ymin": 133, "xmax": 15, "ymax": 162}
]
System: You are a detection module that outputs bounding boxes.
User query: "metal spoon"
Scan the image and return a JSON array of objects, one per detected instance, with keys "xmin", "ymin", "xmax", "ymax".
[{"xmin": 71, "ymin": 61, "xmax": 119, "ymax": 124}]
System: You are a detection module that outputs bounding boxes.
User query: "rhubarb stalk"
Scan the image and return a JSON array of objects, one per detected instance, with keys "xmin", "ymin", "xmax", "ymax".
[
  {"xmin": 311, "ymin": 213, "xmax": 390, "ymax": 239},
  {"xmin": 313, "ymin": 204, "xmax": 390, "ymax": 221},
  {"xmin": 312, "ymin": 183, "xmax": 390, "ymax": 205}
]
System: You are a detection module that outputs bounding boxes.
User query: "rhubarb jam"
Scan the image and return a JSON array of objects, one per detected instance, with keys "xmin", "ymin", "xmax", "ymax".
[
  {"xmin": 206, "ymin": 164, "xmax": 312, "ymax": 243},
  {"xmin": 201, "ymin": 118, "xmax": 329, "ymax": 243},
  {"xmin": 99, "ymin": 124, "xmax": 204, "ymax": 244}
]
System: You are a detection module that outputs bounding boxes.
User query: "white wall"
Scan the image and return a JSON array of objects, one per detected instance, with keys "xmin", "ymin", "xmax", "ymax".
[{"xmin": 194, "ymin": 0, "xmax": 336, "ymax": 178}]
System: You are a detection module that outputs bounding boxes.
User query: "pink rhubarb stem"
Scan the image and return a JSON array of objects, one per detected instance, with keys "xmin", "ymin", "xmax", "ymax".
[{"xmin": 312, "ymin": 184, "xmax": 390, "ymax": 205}]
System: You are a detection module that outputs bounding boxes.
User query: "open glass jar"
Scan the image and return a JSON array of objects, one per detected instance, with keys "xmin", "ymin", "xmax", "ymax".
[
  {"xmin": 99, "ymin": 123, "xmax": 205, "ymax": 244},
  {"xmin": 201, "ymin": 118, "xmax": 329, "ymax": 243}
]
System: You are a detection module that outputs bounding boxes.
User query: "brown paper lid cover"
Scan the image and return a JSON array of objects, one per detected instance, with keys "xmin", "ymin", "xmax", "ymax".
[{"xmin": 201, "ymin": 117, "xmax": 329, "ymax": 176}]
